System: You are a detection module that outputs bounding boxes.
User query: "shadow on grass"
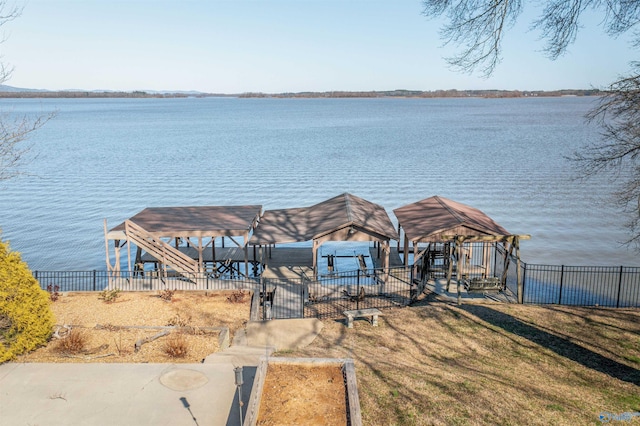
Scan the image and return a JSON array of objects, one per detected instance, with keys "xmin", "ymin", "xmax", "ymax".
[{"xmin": 461, "ymin": 304, "xmax": 640, "ymax": 386}]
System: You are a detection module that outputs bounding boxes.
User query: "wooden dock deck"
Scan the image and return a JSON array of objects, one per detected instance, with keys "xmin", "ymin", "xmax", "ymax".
[
  {"xmin": 260, "ymin": 265, "xmax": 313, "ymax": 319},
  {"xmin": 369, "ymin": 247, "xmax": 405, "ymax": 268},
  {"xmin": 259, "ymin": 247, "xmax": 313, "ymax": 268}
]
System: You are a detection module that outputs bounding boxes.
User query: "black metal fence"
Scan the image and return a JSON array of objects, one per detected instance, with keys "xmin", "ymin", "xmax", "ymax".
[
  {"xmin": 494, "ymin": 245, "xmax": 640, "ymax": 308},
  {"xmin": 34, "ymin": 270, "xmax": 260, "ymax": 292},
  {"xmin": 517, "ymin": 264, "xmax": 640, "ymax": 307},
  {"xmin": 34, "ymin": 267, "xmax": 417, "ymax": 320},
  {"xmin": 34, "ymin": 257, "xmax": 640, "ymax": 318},
  {"xmin": 35, "ymin": 270, "xmax": 108, "ymax": 292},
  {"xmin": 301, "ymin": 266, "xmax": 414, "ymax": 320}
]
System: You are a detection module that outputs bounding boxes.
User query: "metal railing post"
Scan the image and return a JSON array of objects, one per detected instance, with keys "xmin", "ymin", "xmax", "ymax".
[
  {"xmin": 521, "ymin": 261, "xmax": 527, "ymax": 303},
  {"xmin": 616, "ymin": 265, "xmax": 624, "ymax": 308},
  {"xmin": 261, "ymin": 275, "xmax": 266, "ymax": 321},
  {"xmin": 301, "ymin": 278, "xmax": 305, "ymax": 319},
  {"xmin": 558, "ymin": 265, "xmax": 565, "ymax": 304},
  {"xmin": 356, "ymin": 270, "xmax": 361, "ymax": 310}
]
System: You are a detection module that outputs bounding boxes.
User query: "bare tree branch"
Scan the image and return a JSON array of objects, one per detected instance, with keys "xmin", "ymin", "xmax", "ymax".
[
  {"xmin": 570, "ymin": 63, "xmax": 640, "ymax": 247},
  {"xmin": 423, "ymin": 0, "xmax": 522, "ymax": 76},
  {"xmin": 0, "ymin": 1, "xmax": 22, "ymax": 84},
  {"xmin": 532, "ymin": 0, "xmax": 590, "ymax": 59},
  {"xmin": 0, "ymin": 111, "xmax": 54, "ymax": 181},
  {"xmin": 0, "ymin": 1, "xmax": 54, "ymax": 183},
  {"xmin": 423, "ymin": 0, "xmax": 640, "ymax": 73},
  {"xmin": 422, "ymin": 1, "xmax": 640, "ymax": 247}
]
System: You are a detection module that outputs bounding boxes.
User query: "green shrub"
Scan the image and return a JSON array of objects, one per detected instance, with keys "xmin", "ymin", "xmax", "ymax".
[
  {"xmin": 0, "ymin": 238, "xmax": 54, "ymax": 363},
  {"xmin": 99, "ymin": 288, "xmax": 121, "ymax": 303}
]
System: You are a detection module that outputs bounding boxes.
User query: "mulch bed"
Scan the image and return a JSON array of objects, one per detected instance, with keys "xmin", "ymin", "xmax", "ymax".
[
  {"xmin": 16, "ymin": 290, "xmax": 251, "ymax": 363},
  {"xmin": 257, "ymin": 364, "xmax": 347, "ymax": 426}
]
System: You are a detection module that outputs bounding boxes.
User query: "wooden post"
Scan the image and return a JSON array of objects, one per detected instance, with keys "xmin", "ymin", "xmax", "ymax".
[
  {"xmin": 312, "ymin": 240, "xmax": 319, "ymax": 280},
  {"xmin": 114, "ymin": 241, "xmax": 121, "ymax": 272},
  {"xmin": 403, "ymin": 232, "xmax": 409, "ymax": 266},
  {"xmin": 413, "ymin": 240, "xmax": 419, "ymax": 275},
  {"xmin": 126, "ymin": 231, "xmax": 132, "ymax": 277},
  {"xmin": 103, "ymin": 219, "xmax": 113, "ymax": 287},
  {"xmin": 515, "ymin": 237, "xmax": 523, "ymax": 304},
  {"xmin": 244, "ymin": 232, "xmax": 249, "ymax": 278},
  {"xmin": 446, "ymin": 242, "xmax": 454, "ymax": 289},
  {"xmin": 456, "ymin": 236, "xmax": 463, "ymax": 305},
  {"xmin": 501, "ymin": 241, "xmax": 515, "ymax": 288},
  {"xmin": 212, "ymin": 238, "xmax": 217, "ymax": 275},
  {"xmin": 197, "ymin": 237, "xmax": 203, "ymax": 273}
]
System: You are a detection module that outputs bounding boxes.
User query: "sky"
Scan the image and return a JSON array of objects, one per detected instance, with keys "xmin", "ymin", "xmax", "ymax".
[{"xmin": 1, "ymin": 0, "xmax": 636, "ymax": 93}]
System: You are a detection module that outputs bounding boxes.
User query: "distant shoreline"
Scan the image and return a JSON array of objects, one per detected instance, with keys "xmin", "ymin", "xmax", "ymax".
[{"xmin": 0, "ymin": 88, "xmax": 603, "ymax": 99}]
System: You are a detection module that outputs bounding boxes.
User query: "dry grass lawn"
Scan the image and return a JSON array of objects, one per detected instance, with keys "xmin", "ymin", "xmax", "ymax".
[
  {"xmin": 278, "ymin": 293, "xmax": 640, "ymax": 426},
  {"xmin": 16, "ymin": 290, "xmax": 251, "ymax": 364},
  {"xmin": 10, "ymin": 288, "xmax": 640, "ymax": 424}
]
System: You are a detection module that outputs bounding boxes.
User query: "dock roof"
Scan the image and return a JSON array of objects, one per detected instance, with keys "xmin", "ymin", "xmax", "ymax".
[
  {"xmin": 108, "ymin": 205, "xmax": 262, "ymax": 239},
  {"xmin": 250, "ymin": 193, "xmax": 398, "ymax": 245},
  {"xmin": 393, "ymin": 195, "xmax": 509, "ymax": 242}
]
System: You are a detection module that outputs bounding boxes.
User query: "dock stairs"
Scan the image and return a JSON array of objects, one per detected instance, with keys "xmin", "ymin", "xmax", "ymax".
[{"xmin": 124, "ymin": 220, "xmax": 199, "ymax": 277}]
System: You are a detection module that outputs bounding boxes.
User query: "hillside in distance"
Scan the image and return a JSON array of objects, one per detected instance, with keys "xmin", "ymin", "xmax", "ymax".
[{"xmin": 0, "ymin": 85, "xmax": 602, "ymax": 99}]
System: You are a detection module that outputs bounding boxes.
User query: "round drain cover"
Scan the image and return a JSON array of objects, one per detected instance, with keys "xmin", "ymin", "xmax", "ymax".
[{"xmin": 159, "ymin": 369, "xmax": 209, "ymax": 391}]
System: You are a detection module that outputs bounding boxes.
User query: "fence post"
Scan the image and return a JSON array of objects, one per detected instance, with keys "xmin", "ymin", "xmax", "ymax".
[
  {"xmin": 521, "ymin": 261, "xmax": 527, "ymax": 303},
  {"xmin": 261, "ymin": 275, "xmax": 266, "ymax": 321},
  {"xmin": 34, "ymin": 270, "xmax": 38, "ymax": 280},
  {"xmin": 92, "ymin": 270, "xmax": 97, "ymax": 291},
  {"xmin": 616, "ymin": 265, "xmax": 624, "ymax": 308},
  {"xmin": 356, "ymin": 270, "xmax": 361, "ymax": 310},
  {"xmin": 558, "ymin": 265, "xmax": 565, "ymax": 304},
  {"xmin": 301, "ymin": 277, "xmax": 305, "ymax": 319}
]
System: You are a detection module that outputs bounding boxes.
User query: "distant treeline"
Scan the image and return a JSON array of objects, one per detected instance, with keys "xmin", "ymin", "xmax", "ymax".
[
  {"xmin": 0, "ymin": 91, "xmax": 228, "ymax": 99},
  {"xmin": 0, "ymin": 88, "xmax": 603, "ymax": 99},
  {"xmin": 238, "ymin": 89, "xmax": 604, "ymax": 98}
]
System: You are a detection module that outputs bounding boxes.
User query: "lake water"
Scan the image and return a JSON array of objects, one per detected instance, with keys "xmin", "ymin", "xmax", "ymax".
[{"xmin": 0, "ymin": 96, "xmax": 637, "ymax": 271}]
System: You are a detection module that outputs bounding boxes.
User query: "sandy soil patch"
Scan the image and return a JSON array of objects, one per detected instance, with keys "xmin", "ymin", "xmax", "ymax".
[{"xmin": 16, "ymin": 290, "xmax": 252, "ymax": 363}]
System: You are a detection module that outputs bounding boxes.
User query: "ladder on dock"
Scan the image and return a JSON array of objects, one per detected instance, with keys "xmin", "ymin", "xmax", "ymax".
[{"xmin": 124, "ymin": 220, "xmax": 199, "ymax": 278}]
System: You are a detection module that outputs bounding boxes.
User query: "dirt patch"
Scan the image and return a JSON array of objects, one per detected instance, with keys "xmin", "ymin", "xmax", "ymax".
[
  {"xmin": 16, "ymin": 290, "xmax": 251, "ymax": 363},
  {"xmin": 257, "ymin": 364, "xmax": 347, "ymax": 426}
]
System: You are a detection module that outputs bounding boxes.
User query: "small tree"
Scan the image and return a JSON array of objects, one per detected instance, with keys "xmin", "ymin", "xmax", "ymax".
[{"xmin": 0, "ymin": 238, "xmax": 54, "ymax": 363}]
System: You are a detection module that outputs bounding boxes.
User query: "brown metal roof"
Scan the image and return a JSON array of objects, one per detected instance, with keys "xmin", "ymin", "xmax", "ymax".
[
  {"xmin": 393, "ymin": 196, "xmax": 509, "ymax": 242},
  {"xmin": 250, "ymin": 193, "xmax": 398, "ymax": 244},
  {"xmin": 109, "ymin": 205, "xmax": 262, "ymax": 239}
]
